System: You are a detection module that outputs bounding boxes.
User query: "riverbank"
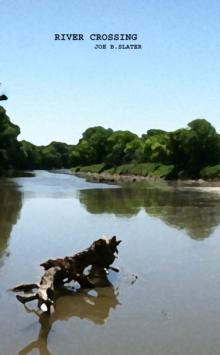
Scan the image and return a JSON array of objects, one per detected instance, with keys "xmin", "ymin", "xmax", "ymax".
[
  {"xmin": 69, "ymin": 162, "xmax": 220, "ymax": 183},
  {"xmin": 52, "ymin": 168, "xmax": 165, "ymax": 184},
  {"xmin": 74, "ymin": 170, "xmax": 159, "ymax": 184},
  {"xmin": 52, "ymin": 169, "xmax": 220, "ymax": 187}
]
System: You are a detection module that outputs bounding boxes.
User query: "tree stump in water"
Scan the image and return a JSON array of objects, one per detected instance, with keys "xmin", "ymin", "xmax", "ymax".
[{"xmin": 12, "ymin": 236, "xmax": 121, "ymax": 315}]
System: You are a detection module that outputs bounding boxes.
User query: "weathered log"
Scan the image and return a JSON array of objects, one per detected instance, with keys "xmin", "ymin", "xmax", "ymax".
[{"xmin": 12, "ymin": 236, "xmax": 121, "ymax": 315}]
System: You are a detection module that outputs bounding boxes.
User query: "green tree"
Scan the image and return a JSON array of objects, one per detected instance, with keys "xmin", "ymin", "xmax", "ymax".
[
  {"xmin": 124, "ymin": 138, "xmax": 144, "ymax": 163},
  {"xmin": 143, "ymin": 132, "xmax": 172, "ymax": 164},
  {"xmin": 0, "ymin": 106, "xmax": 24, "ymax": 171},
  {"xmin": 106, "ymin": 130, "xmax": 138, "ymax": 166},
  {"xmin": 48, "ymin": 141, "xmax": 73, "ymax": 168},
  {"xmin": 20, "ymin": 140, "xmax": 42, "ymax": 169},
  {"xmin": 170, "ymin": 119, "xmax": 220, "ymax": 177},
  {"xmin": 41, "ymin": 145, "xmax": 62, "ymax": 169}
]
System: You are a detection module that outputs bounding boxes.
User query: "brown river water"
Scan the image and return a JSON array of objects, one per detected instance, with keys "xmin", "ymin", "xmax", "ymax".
[{"xmin": 1, "ymin": 171, "xmax": 220, "ymax": 355}]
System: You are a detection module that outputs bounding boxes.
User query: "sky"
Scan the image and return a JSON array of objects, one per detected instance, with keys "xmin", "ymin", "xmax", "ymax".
[{"xmin": 1, "ymin": 0, "xmax": 220, "ymax": 145}]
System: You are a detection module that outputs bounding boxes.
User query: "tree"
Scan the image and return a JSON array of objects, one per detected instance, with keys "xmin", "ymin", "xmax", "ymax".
[
  {"xmin": 187, "ymin": 119, "xmax": 220, "ymax": 169},
  {"xmin": 106, "ymin": 130, "xmax": 138, "ymax": 166},
  {"xmin": 0, "ymin": 106, "xmax": 24, "ymax": 171},
  {"xmin": 143, "ymin": 132, "xmax": 172, "ymax": 164},
  {"xmin": 124, "ymin": 138, "xmax": 144, "ymax": 163},
  {"xmin": 170, "ymin": 119, "xmax": 220, "ymax": 177},
  {"xmin": 41, "ymin": 145, "xmax": 62, "ymax": 169},
  {"xmin": 20, "ymin": 140, "xmax": 42, "ymax": 169},
  {"xmin": 48, "ymin": 142, "xmax": 73, "ymax": 168}
]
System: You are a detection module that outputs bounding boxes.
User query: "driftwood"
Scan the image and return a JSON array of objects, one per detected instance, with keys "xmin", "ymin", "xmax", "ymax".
[{"xmin": 12, "ymin": 236, "xmax": 121, "ymax": 315}]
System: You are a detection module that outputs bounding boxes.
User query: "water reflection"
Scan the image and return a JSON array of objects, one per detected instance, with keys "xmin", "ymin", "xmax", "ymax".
[
  {"xmin": 79, "ymin": 186, "xmax": 220, "ymax": 240},
  {"xmin": 18, "ymin": 285, "xmax": 120, "ymax": 355},
  {"xmin": 0, "ymin": 179, "xmax": 22, "ymax": 267}
]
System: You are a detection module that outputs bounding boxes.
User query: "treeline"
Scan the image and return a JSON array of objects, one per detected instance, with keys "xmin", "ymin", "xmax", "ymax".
[
  {"xmin": 69, "ymin": 122, "xmax": 220, "ymax": 178},
  {"xmin": 1, "ymin": 104, "xmax": 220, "ymax": 179},
  {"xmin": 0, "ymin": 106, "xmax": 73, "ymax": 173}
]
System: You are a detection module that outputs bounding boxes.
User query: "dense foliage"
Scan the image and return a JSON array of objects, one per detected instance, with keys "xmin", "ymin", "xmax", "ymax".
[
  {"xmin": 70, "ymin": 120, "xmax": 220, "ymax": 178},
  {"xmin": 1, "ymin": 104, "xmax": 220, "ymax": 178},
  {"xmin": 0, "ymin": 106, "xmax": 23, "ymax": 173}
]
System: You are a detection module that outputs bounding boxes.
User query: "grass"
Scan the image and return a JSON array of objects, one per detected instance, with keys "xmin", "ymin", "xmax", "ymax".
[
  {"xmin": 71, "ymin": 163, "xmax": 174, "ymax": 179},
  {"xmin": 112, "ymin": 163, "xmax": 174, "ymax": 178},
  {"xmin": 71, "ymin": 163, "xmax": 106, "ymax": 174}
]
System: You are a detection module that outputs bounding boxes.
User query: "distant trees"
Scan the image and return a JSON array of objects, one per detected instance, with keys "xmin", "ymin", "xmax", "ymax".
[
  {"xmin": 124, "ymin": 138, "xmax": 144, "ymax": 163},
  {"xmin": 0, "ymin": 106, "xmax": 74, "ymax": 172},
  {"xmin": 70, "ymin": 127, "xmax": 113, "ymax": 166},
  {"xmin": 169, "ymin": 119, "xmax": 220, "ymax": 177},
  {"xmin": 143, "ymin": 132, "xmax": 172, "ymax": 165},
  {"xmin": 40, "ymin": 142, "xmax": 73, "ymax": 169},
  {"xmin": 0, "ymin": 106, "xmax": 24, "ymax": 172},
  {"xmin": 70, "ymin": 119, "xmax": 220, "ymax": 178},
  {"xmin": 105, "ymin": 130, "xmax": 138, "ymax": 166},
  {"xmin": 20, "ymin": 141, "xmax": 42, "ymax": 169},
  {"xmin": 1, "ymin": 104, "xmax": 220, "ymax": 178}
]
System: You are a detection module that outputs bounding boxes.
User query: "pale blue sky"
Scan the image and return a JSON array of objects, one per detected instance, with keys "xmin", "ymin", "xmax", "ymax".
[{"xmin": 1, "ymin": 0, "xmax": 220, "ymax": 145}]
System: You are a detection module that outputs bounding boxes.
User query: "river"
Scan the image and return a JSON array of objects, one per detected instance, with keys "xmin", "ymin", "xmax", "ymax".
[{"xmin": 1, "ymin": 171, "xmax": 220, "ymax": 355}]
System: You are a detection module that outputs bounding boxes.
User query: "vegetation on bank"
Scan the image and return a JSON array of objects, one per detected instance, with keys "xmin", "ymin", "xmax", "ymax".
[
  {"xmin": 200, "ymin": 165, "xmax": 220, "ymax": 179},
  {"xmin": 1, "ymin": 104, "xmax": 220, "ymax": 179},
  {"xmin": 72, "ymin": 163, "xmax": 175, "ymax": 179}
]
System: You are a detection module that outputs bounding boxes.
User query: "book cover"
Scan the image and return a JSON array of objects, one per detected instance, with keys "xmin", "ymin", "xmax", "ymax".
[{"xmin": 1, "ymin": 1, "xmax": 220, "ymax": 355}]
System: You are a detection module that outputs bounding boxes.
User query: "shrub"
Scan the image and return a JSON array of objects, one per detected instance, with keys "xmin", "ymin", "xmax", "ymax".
[{"xmin": 200, "ymin": 165, "xmax": 220, "ymax": 179}]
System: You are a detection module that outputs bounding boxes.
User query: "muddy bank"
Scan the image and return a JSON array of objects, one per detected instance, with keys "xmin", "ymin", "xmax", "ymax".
[
  {"xmin": 52, "ymin": 169, "xmax": 164, "ymax": 184},
  {"xmin": 75, "ymin": 171, "xmax": 160, "ymax": 184},
  {"xmin": 52, "ymin": 169, "xmax": 220, "ymax": 187}
]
